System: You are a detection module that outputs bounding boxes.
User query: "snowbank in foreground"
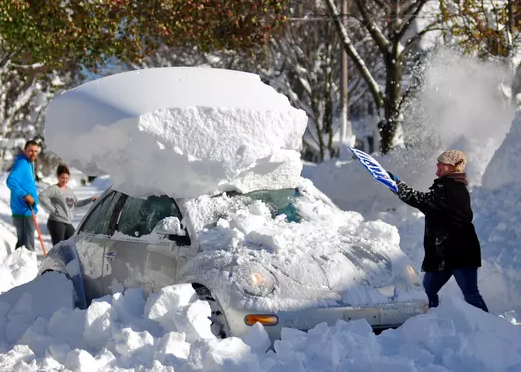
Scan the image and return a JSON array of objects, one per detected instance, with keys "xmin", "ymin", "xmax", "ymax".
[
  {"xmin": 0, "ymin": 268, "xmax": 520, "ymax": 372},
  {"xmin": 44, "ymin": 67, "xmax": 308, "ymax": 198},
  {"xmin": 0, "ymin": 249, "xmax": 38, "ymax": 295}
]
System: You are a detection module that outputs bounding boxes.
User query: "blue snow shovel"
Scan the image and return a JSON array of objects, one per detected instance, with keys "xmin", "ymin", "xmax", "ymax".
[{"xmin": 348, "ymin": 147, "xmax": 398, "ymax": 193}]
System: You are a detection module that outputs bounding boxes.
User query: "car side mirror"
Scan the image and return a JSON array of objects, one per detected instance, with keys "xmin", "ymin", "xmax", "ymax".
[{"xmin": 154, "ymin": 217, "xmax": 186, "ymax": 236}]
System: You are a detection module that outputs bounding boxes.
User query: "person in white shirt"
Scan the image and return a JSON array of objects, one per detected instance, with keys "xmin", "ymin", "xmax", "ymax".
[{"xmin": 39, "ymin": 164, "xmax": 98, "ymax": 246}]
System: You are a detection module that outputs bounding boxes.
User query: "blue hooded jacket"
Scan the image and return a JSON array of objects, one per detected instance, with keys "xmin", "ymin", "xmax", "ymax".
[{"xmin": 6, "ymin": 154, "xmax": 38, "ymax": 216}]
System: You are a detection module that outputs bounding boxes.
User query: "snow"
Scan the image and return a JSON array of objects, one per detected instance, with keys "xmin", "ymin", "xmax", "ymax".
[
  {"xmin": 0, "ymin": 266, "xmax": 520, "ymax": 371},
  {"xmin": 144, "ymin": 284, "xmax": 215, "ymax": 343},
  {"xmin": 0, "ymin": 248, "xmax": 38, "ymax": 295},
  {"xmin": 180, "ymin": 177, "xmax": 425, "ymax": 312},
  {"xmin": 154, "ymin": 216, "xmax": 186, "ymax": 236},
  {"xmin": 44, "ymin": 67, "xmax": 308, "ymax": 199},
  {"xmin": 481, "ymin": 110, "xmax": 521, "ymax": 190}
]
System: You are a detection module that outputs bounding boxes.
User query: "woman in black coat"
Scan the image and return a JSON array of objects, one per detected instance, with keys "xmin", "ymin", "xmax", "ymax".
[{"xmin": 388, "ymin": 150, "xmax": 488, "ymax": 312}]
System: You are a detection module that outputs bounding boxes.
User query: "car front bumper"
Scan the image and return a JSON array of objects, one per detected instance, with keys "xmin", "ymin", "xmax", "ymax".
[{"xmin": 226, "ymin": 301, "xmax": 427, "ymax": 341}]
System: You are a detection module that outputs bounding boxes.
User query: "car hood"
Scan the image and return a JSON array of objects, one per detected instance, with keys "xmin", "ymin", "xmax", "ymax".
[{"xmin": 181, "ymin": 178, "xmax": 425, "ymax": 311}]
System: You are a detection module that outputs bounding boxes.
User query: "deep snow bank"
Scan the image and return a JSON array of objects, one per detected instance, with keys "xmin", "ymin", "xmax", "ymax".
[
  {"xmin": 481, "ymin": 110, "xmax": 521, "ymax": 190},
  {"xmin": 44, "ymin": 67, "xmax": 308, "ymax": 198},
  {"xmin": 0, "ymin": 249, "xmax": 38, "ymax": 295},
  {"xmin": 0, "ymin": 247, "xmax": 38, "ymax": 293},
  {"xmin": 0, "ymin": 271, "xmax": 520, "ymax": 371},
  {"xmin": 468, "ymin": 110, "xmax": 521, "ymax": 315},
  {"xmin": 471, "ymin": 184, "xmax": 521, "ymax": 315}
]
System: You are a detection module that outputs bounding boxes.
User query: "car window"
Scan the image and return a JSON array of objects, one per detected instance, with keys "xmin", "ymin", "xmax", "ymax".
[
  {"xmin": 117, "ymin": 195, "xmax": 183, "ymax": 238},
  {"xmin": 235, "ymin": 188, "xmax": 301, "ymax": 223},
  {"xmin": 78, "ymin": 191, "xmax": 121, "ymax": 235}
]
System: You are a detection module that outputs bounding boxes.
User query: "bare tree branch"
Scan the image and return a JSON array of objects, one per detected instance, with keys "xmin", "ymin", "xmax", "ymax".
[
  {"xmin": 404, "ymin": 22, "xmax": 445, "ymax": 50},
  {"xmin": 0, "ymin": 53, "xmax": 13, "ymax": 70},
  {"xmin": 353, "ymin": 0, "xmax": 390, "ymax": 56},
  {"xmin": 401, "ymin": 0, "xmax": 423, "ymax": 19},
  {"xmin": 324, "ymin": 0, "xmax": 384, "ymax": 108},
  {"xmin": 396, "ymin": 0, "xmax": 431, "ymax": 43},
  {"xmin": 372, "ymin": 0, "xmax": 390, "ymax": 11}
]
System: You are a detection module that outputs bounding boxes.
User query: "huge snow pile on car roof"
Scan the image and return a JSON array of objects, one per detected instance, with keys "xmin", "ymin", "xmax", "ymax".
[{"xmin": 44, "ymin": 67, "xmax": 307, "ymax": 198}]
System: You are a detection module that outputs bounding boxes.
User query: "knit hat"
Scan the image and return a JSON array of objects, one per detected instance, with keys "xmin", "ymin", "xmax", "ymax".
[{"xmin": 437, "ymin": 150, "xmax": 467, "ymax": 172}]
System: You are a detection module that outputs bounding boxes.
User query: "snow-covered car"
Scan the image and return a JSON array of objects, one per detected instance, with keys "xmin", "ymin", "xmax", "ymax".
[
  {"xmin": 38, "ymin": 177, "xmax": 426, "ymax": 341},
  {"xmin": 39, "ymin": 66, "xmax": 426, "ymax": 341}
]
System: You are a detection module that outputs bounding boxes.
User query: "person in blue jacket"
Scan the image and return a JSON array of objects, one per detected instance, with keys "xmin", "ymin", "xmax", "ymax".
[{"xmin": 6, "ymin": 140, "xmax": 39, "ymax": 251}]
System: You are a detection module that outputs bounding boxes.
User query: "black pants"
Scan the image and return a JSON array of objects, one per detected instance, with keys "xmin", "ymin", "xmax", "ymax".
[{"xmin": 47, "ymin": 219, "xmax": 75, "ymax": 246}]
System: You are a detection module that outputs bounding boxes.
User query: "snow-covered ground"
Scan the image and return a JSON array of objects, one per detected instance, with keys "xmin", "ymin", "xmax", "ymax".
[
  {"xmin": 0, "ymin": 240, "xmax": 520, "ymax": 371},
  {"xmin": 0, "ymin": 66, "xmax": 520, "ymax": 371},
  {"xmin": 0, "ymin": 268, "xmax": 520, "ymax": 372}
]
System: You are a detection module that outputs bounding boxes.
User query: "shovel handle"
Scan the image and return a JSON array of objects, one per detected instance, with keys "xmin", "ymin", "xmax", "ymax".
[{"xmin": 29, "ymin": 205, "xmax": 47, "ymax": 256}]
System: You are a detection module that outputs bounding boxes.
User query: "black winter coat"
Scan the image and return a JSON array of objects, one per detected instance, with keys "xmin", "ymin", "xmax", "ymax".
[{"xmin": 396, "ymin": 173, "xmax": 482, "ymax": 272}]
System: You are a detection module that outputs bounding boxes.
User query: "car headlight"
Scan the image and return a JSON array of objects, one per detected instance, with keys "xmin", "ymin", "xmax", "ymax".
[
  {"xmin": 405, "ymin": 265, "xmax": 421, "ymax": 286},
  {"xmin": 235, "ymin": 266, "xmax": 276, "ymax": 297}
]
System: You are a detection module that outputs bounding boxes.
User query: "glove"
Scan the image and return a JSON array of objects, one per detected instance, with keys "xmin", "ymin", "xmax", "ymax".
[
  {"xmin": 387, "ymin": 171, "xmax": 399, "ymax": 182},
  {"xmin": 23, "ymin": 194, "xmax": 35, "ymax": 206}
]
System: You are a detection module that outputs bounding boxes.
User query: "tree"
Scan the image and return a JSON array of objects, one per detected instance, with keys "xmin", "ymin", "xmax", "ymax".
[
  {"xmin": 325, "ymin": 0, "xmax": 443, "ymax": 154},
  {"xmin": 440, "ymin": 0, "xmax": 521, "ymax": 100},
  {"xmin": 0, "ymin": 0, "xmax": 289, "ymax": 70},
  {"xmin": 0, "ymin": 44, "xmax": 79, "ymax": 170},
  {"xmin": 440, "ymin": 0, "xmax": 521, "ymax": 59},
  {"xmin": 264, "ymin": 1, "xmax": 382, "ymax": 161},
  {"xmin": 0, "ymin": 51, "xmax": 74, "ymax": 139}
]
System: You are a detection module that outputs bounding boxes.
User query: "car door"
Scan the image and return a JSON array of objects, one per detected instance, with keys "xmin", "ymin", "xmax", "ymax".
[
  {"xmin": 102, "ymin": 194, "xmax": 190, "ymax": 295},
  {"xmin": 73, "ymin": 189, "xmax": 124, "ymax": 302}
]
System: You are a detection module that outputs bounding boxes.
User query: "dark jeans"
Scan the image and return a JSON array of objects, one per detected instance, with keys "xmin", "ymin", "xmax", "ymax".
[
  {"xmin": 13, "ymin": 216, "xmax": 35, "ymax": 251},
  {"xmin": 423, "ymin": 267, "xmax": 489, "ymax": 312},
  {"xmin": 47, "ymin": 219, "xmax": 75, "ymax": 246}
]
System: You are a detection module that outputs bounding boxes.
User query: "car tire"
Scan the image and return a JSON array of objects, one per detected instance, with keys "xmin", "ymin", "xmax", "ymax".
[{"xmin": 192, "ymin": 283, "xmax": 230, "ymax": 339}]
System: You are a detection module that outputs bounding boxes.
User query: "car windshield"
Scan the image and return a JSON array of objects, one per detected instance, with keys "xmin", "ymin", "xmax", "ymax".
[{"xmin": 231, "ymin": 188, "xmax": 301, "ymax": 223}]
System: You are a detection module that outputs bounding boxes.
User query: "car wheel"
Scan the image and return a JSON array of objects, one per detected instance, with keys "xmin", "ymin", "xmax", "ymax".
[{"xmin": 192, "ymin": 283, "xmax": 230, "ymax": 339}]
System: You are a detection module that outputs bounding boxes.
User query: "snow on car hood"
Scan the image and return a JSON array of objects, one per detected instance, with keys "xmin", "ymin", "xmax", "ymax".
[{"xmin": 181, "ymin": 178, "xmax": 425, "ymax": 311}]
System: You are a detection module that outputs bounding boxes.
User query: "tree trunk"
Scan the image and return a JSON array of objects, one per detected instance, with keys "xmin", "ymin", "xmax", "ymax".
[{"xmin": 379, "ymin": 34, "xmax": 404, "ymax": 154}]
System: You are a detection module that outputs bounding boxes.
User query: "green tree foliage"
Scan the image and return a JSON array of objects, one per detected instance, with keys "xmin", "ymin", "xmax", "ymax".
[
  {"xmin": 441, "ymin": 0, "xmax": 521, "ymax": 58},
  {"xmin": 0, "ymin": 0, "xmax": 288, "ymax": 71}
]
